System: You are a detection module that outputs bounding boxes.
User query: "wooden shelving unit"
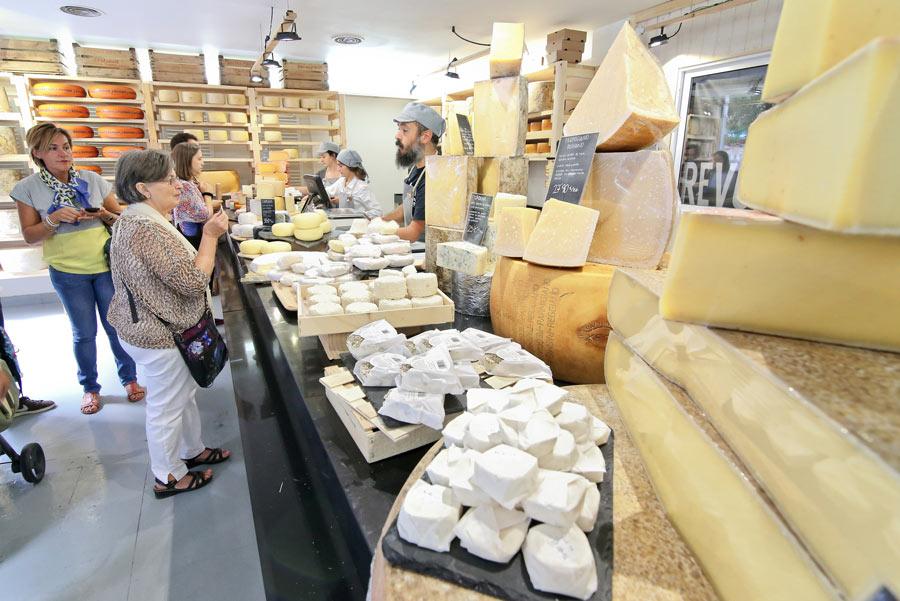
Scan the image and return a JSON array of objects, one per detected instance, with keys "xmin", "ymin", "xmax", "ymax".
[{"xmin": 0, "ymin": 72, "xmax": 31, "ymax": 252}]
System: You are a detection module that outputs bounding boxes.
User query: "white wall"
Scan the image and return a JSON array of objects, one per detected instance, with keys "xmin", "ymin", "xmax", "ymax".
[{"xmin": 342, "ymin": 95, "xmax": 412, "ymax": 215}]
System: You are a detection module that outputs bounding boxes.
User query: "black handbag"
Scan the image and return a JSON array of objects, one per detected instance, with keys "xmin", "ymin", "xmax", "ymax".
[{"xmin": 124, "ymin": 286, "xmax": 228, "ymax": 388}]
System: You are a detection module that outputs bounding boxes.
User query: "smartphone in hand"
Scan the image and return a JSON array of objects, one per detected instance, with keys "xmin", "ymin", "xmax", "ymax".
[{"xmin": 84, "ymin": 207, "xmax": 100, "ymax": 214}]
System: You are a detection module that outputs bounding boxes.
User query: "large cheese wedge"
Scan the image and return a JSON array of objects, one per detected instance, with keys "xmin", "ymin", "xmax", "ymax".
[
  {"xmin": 32, "ymin": 82, "xmax": 85, "ymax": 98},
  {"xmin": 581, "ymin": 150, "xmax": 676, "ymax": 269},
  {"xmin": 523, "ymin": 199, "xmax": 599, "ymax": 267},
  {"xmin": 71, "ymin": 145, "xmax": 98, "ymax": 158},
  {"xmin": 490, "ymin": 257, "xmax": 613, "ymax": 383},
  {"xmin": 37, "ymin": 103, "xmax": 89, "ymax": 119},
  {"xmin": 100, "ymin": 145, "xmax": 143, "ymax": 158},
  {"xmin": 738, "ymin": 38, "xmax": 900, "ymax": 235},
  {"xmin": 564, "ymin": 22, "xmax": 678, "ymax": 151},
  {"xmin": 474, "ymin": 76, "xmax": 527, "ymax": 157},
  {"xmin": 763, "ymin": 0, "xmax": 900, "ymax": 102},
  {"xmin": 605, "ymin": 333, "xmax": 841, "ymax": 601},
  {"xmin": 489, "ymin": 22, "xmax": 525, "ymax": 79},
  {"xmin": 488, "ymin": 192, "xmax": 526, "ymax": 221},
  {"xmin": 477, "ymin": 157, "xmax": 527, "ymax": 197},
  {"xmin": 527, "ymin": 81, "xmax": 554, "ymax": 113},
  {"xmin": 424, "ymin": 155, "xmax": 478, "ymax": 229},
  {"xmin": 62, "ymin": 125, "xmax": 93, "ymax": 139},
  {"xmin": 436, "ymin": 240, "xmax": 490, "ymax": 276},
  {"xmin": 97, "ymin": 126, "xmax": 144, "ymax": 139},
  {"xmin": 87, "ymin": 84, "xmax": 136, "ymax": 100},
  {"xmin": 425, "ymin": 225, "xmax": 463, "ymax": 294},
  {"xmin": 442, "ymin": 100, "xmax": 471, "ymax": 156},
  {"xmin": 494, "ymin": 207, "xmax": 539, "ymax": 257},
  {"xmin": 661, "ymin": 208, "xmax": 900, "ymax": 352},
  {"xmin": 609, "ymin": 267, "xmax": 900, "ymax": 599},
  {"xmin": 96, "ymin": 105, "xmax": 144, "ymax": 120}
]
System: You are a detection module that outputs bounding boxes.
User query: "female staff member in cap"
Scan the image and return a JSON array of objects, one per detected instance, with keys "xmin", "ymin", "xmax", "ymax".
[
  {"xmin": 316, "ymin": 141, "xmax": 342, "ymax": 187},
  {"xmin": 326, "ymin": 149, "xmax": 381, "ymax": 219},
  {"xmin": 11, "ymin": 122, "xmax": 144, "ymax": 415}
]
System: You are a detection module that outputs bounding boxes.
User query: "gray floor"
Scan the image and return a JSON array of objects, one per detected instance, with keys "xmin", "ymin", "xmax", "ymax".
[{"xmin": 0, "ymin": 298, "xmax": 266, "ymax": 601}]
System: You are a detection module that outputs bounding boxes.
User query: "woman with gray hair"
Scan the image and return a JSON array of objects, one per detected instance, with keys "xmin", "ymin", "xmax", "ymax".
[
  {"xmin": 325, "ymin": 148, "xmax": 380, "ymax": 219},
  {"xmin": 106, "ymin": 149, "xmax": 230, "ymax": 498}
]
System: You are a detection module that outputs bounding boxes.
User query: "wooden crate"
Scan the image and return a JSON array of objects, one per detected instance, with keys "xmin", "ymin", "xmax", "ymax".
[
  {"xmin": 282, "ymin": 78, "xmax": 329, "ymax": 91},
  {"xmin": 219, "ymin": 57, "xmax": 269, "ymax": 87},
  {"xmin": 74, "ymin": 45, "xmax": 139, "ymax": 79},
  {"xmin": 150, "ymin": 50, "xmax": 207, "ymax": 84},
  {"xmin": 281, "ymin": 59, "xmax": 329, "ymax": 90},
  {"xmin": 0, "ymin": 38, "xmax": 62, "ymax": 74}
]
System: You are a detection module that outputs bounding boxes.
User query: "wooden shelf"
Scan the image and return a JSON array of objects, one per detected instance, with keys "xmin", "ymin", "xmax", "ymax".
[
  {"xmin": 66, "ymin": 138, "xmax": 150, "ymax": 144},
  {"xmin": 527, "ymin": 110, "xmax": 553, "ymax": 121},
  {"xmin": 30, "ymin": 96, "xmax": 144, "ymax": 105},
  {"xmin": 26, "ymin": 74, "xmax": 140, "ymax": 85},
  {"xmin": 256, "ymin": 106, "xmax": 336, "ymax": 116},
  {"xmin": 526, "ymin": 131, "xmax": 551, "ymax": 141},
  {"xmin": 526, "ymin": 153, "xmax": 553, "ymax": 161},
  {"xmin": 150, "ymin": 82, "xmax": 247, "ymax": 92},
  {"xmin": 0, "ymin": 112, "xmax": 22, "ymax": 122},
  {"xmin": 199, "ymin": 157, "xmax": 253, "ymax": 163},
  {"xmin": 287, "ymin": 158, "xmax": 322, "ymax": 163},
  {"xmin": 73, "ymin": 157, "xmax": 120, "ymax": 163},
  {"xmin": 259, "ymin": 141, "xmax": 320, "ymax": 146},
  {"xmin": 258, "ymin": 124, "xmax": 339, "ymax": 131},
  {"xmin": 33, "ymin": 117, "xmax": 145, "ymax": 124},
  {"xmin": 158, "ymin": 139, "xmax": 251, "ymax": 146},
  {"xmin": 254, "ymin": 89, "xmax": 338, "ymax": 98},
  {"xmin": 155, "ymin": 120, "xmax": 247, "ymax": 128},
  {"xmin": 0, "ymin": 154, "xmax": 30, "ymax": 163},
  {"xmin": 154, "ymin": 102, "xmax": 250, "ymax": 110}
]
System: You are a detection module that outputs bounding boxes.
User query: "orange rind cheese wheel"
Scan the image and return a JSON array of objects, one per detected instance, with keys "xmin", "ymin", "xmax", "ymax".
[
  {"xmin": 37, "ymin": 103, "xmax": 89, "ymax": 118},
  {"xmin": 72, "ymin": 145, "xmax": 99, "ymax": 158},
  {"xmin": 87, "ymin": 84, "xmax": 137, "ymax": 100},
  {"xmin": 75, "ymin": 165, "xmax": 102, "ymax": 174},
  {"xmin": 62, "ymin": 125, "xmax": 94, "ymax": 139},
  {"xmin": 32, "ymin": 82, "xmax": 86, "ymax": 98},
  {"xmin": 101, "ymin": 145, "xmax": 144, "ymax": 158},
  {"xmin": 97, "ymin": 126, "xmax": 144, "ymax": 139},
  {"xmin": 96, "ymin": 105, "xmax": 144, "ymax": 120}
]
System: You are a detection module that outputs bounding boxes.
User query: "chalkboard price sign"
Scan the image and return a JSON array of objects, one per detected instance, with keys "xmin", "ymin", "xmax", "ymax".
[
  {"xmin": 463, "ymin": 193, "xmax": 493, "ymax": 245},
  {"xmin": 545, "ymin": 132, "xmax": 600, "ymax": 204},
  {"xmin": 457, "ymin": 113, "xmax": 475, "ymax": 156},
  {"xmin": 260, "ymin": 198, "xmax": 276, "ymax": 227}
]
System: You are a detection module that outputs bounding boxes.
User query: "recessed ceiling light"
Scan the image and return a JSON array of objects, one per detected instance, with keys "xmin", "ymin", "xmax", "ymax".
[
  {"xmin": 59, "ymin": 5, "xmax": 104, "ymax": 17},
  {"xmin": 332, "ymin": 34, "xmax": 364, "ymax": 45}
]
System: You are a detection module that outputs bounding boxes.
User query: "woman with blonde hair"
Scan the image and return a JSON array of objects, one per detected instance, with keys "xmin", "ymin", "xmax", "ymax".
[{"xmin": 10, "ymin": 122, "xmax": 144, "ymax": 415}]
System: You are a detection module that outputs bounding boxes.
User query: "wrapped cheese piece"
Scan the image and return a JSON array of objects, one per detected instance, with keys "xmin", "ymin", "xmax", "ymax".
[
  {"xmin": 590, "ymin": 416, "xmax": 611, "ymax": 446},
  {"xmin": 576, "ymin": 485, "xmax": 601, "ymax": 532},
  {"xmin": 338, "ymin": 233, "xmax": 358, "ymax": 247},
  {"xmin": 482, "ymin": 344, "xmax": 552, "ymax": 380},
  {"xmin": 523, "ymin": 524, "xmax": 598, "ymax": 600},
  {"xmin": 498, "ymin": 403, "xmax": 535, "ymax": 433},
  {"xmin": 509, "ymin": 379, "xmax": 568, "ymax": 415},
  {"xmin": 519, "ymin": 416, "xmax": 561, "ymax": 458},
  {"xmin": 463, "ymin": 412, "xmax": 515, "ymax": 452},
  {"xmin": 442, "ymin": 411, "xmax": 475, "ymax": 448},
  {"xmin": 378, "ymin": 388, "xmax": 446, "ymax": 430},
  {"xmin": 466, "ymin": 388, "xmax": 511, "ymax": 415},
  {"xmin": 555, "ymin": 401, "xmax": 592, "ymax": 442},
  {"xmin": 460, "ymin": 328, "xmax": 512, "ymax": 352},
  {"xmin": 426, "ymin": 446, "xmax": 463, "ymax": 487},
  {"xmin": 397, "ymin": 480, "xmax": 462, "ymax": 552},
  {"xmin": 353, "ymin": 352, "xmax": 406, "ymax": 387},
  {"xmin": 453, "ymin": 363, "xmax": 480, "ymax": 389},
  {"xmin": 572, "ymin": 443, "xmax": 606, "ymax": 483},
  {"xmin": 454, "ymin": 503, "xmax": 530, "ymax": 564},
  {"xmin": 346, "ymin": 320, "xmax": 406, "ymax": 360},
  {"xmin": 402, "ymin": 329, "xmax": 442, "ymax": 355},
  {"xmin": 348, "ymin": 218, "xmax": 369, "ymax": 235},
  {"xmin": 396, "ymin": 345, "xmax": 464, "ymax": 395},
  {"xmin": 423, "ymin": 331, "xmax": 484, "ymax": 362},
  {"xmin": 473, "ymin": 444, "xmax": 539, "ymax": 509},
  {"xmin": 449, "ymin": 448, "xmax": 492, "ymax": 507},
  {"xmin": 522, "ymin": 469, "xmax": 591, "ymax": 527},
  {"xmin": 538, "ymin": 428, "xmax": 578, "ymax": 471}
]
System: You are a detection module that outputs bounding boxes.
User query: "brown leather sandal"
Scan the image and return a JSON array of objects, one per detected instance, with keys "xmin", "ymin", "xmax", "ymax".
[
  {"xmin": 80, "ymin": 391, "xmax": 101, "ymax": 415},
  {"xmin": 125, "ymin": 381, "xmax": 146, "ymax": 402}
]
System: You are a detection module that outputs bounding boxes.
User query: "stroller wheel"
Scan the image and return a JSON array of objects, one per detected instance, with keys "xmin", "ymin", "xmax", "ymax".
[{"xmin": 20, "ymin": 443, "xmax": 45, "ymax": 484}]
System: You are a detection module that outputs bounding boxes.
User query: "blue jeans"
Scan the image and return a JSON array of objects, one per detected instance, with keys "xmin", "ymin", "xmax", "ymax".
[{"xmin": 49, "ymin": 267, "xmax": 137, "ymax": 393}]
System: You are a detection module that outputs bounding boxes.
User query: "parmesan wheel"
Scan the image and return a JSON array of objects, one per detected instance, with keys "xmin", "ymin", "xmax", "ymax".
[
  {"xmin": 261, "ymin": 113, "xmax": 280, "ymax": 125},
  {"xmin": 208, "ymin": 130, "xmax": 228, "ymax": 141},
  {"xmin": 227, "ymin": 94, "xmax": 247, "ymax": 105},
  {"xmin": 230, "ymin": 130, "xmax": 250, "ymax": 142},
  {"xmin": 158, "ymin": 89, "xmax": 179, "ymax": 102},
  {"xmin": 180, "ymin": 91, "xmax": 202, "ymax": 103},
  {"xmin": 205, "ymin": 92, "xmax": 225, "ymax": 104},
  {"xmin": 346, "ymin": 301, "xmax": 378, "ymax": 314},
  {"xmin": 159, "ymin": 109, "xmax": 181, "ymax": 121},
  {"xmin": 411, "ymin": 294, "xmax": 443, "ymax": 308},
  {"xmin": 262, "ymin": 96, "xmax": 282, "ymax": 107},
  {"xmin": 406, "ymin": 272, "xmax": 438, "ymax": 297},
  {"xmin": 183, "ymin": 110, "xmax": 204, "ymax": 122},
  {"xmin": 229, "ymin": 112, "xmax": 248, "ymax": 124},
  {"xmin": 207, "ymin": 111, "xmax": 228, "ymax": 123},
  {"xmin": 309, "ymin": 302, "xmax": 343, "ymax": 316}
]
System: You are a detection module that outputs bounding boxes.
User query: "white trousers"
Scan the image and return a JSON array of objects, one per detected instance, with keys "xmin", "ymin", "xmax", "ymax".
[{"xmin": 121, "ymin": 340, "xmax": 205, "ymax": 483}]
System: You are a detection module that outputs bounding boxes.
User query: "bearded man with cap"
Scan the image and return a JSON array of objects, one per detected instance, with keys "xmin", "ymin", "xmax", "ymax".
[
  {"xmin": 383, "ymin": 102, "xmax": 445, "ymax": 242},
  {"xmin": 325, "ymin": 148, "xmax": 380, "ymax": 219}
]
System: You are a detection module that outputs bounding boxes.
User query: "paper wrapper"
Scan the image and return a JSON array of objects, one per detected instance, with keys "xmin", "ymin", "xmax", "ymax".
[{"xmin": 452, "ymin": 272, "xmax": 492, "ymax": 317}]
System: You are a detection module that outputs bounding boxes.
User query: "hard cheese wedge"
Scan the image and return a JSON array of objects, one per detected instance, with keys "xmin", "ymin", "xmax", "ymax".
[
  {"xmin": 425, "ymin": 225, "xmax": 464, "ymax": 294},
  {"xmin": 488, "ymin": 192, "xmax": 527, "ymax": 220},
  {"xmin": 442, "ymin": 99, "xmax": 472, "ymax": 156},
  {"xmin": 660, "ymin": 208, "xmax": 900, "ymax": 352},
  {"xmin": 605, "ymin": 333, "xmax": 841, "ymax": 601},
  {"xmin": 474, "ymin": 76, "xmax": 527, "ymax": 157},
  {"xmin": 564, "ymin": 22, "xmax": 678, "ymax": 151},
  {"xmin": 489, "ymin": 22, "xmax": 525, "ymax": 79},
  {"xmin": 581, "ymin": 149, "xmax": 676, "ymax": 269},
  {"xmin": 738, "ymin": 37, "xmax": 900, "ymax": 235},
  {"xmin": 609, "ymin": 267, "xmax": 900, "ymax": 599},
  {"xmin": 435, "ymin": 240, "xmax": 491, "ymax": 276},
  {"xmin": 490, "ymin": 257, "xmax": 613, "ymax": 384},
  {"xmin": 478, "ymin": 157, "xmax": 528, "ymax": 197},
  {"xmin": 762, "ymin": 0, "xmax": 900, "ymax": 102},
  {"xmin": 424, "ymin": 155, "xmax": 479, "ymax": 229},
  {"xmin": 494, "ymin": 207, "xmax": 539, "ymax": 258},
  {"xmin": 523, "ymin": 199, "xmax": 599, "ymax": 267}
]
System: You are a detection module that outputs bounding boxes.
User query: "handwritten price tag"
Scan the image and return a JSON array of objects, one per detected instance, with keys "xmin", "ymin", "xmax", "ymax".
[{"xmin": 544, "ymin": 132, "xmax": 599, "ymax": 204}]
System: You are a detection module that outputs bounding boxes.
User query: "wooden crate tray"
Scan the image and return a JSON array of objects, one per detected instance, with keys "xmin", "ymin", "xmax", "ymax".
[{"xmin": 0, "ymin": 38, "xmax": 62, "ymax": 74}]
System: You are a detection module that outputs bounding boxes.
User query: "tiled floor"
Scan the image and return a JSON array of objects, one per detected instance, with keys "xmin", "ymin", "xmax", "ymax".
[{"xmin": 0, "ymin": 298, "xmax": 265, "ymax": 601}]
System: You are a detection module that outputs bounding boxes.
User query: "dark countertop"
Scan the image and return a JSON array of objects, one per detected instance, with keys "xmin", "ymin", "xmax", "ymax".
[{"xmin": 217, "ymin": 238, "xmax": 491, "ymax": 594}]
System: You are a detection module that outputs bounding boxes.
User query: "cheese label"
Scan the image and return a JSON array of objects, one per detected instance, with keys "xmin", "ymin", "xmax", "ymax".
[
  {"xmin": 545, "ymin": 133, "xmax": 599, "ymax": 204},
  {"xmin": 463, "ymin": 193, "xmax": 493, "ymax": 245},
  {"xmin": 261, "ymin": 198, "xmax": 276, "ymax": 227},
  {"xmin": 456, "ymin": 113, "xmax": 475, "ymax": 155}
]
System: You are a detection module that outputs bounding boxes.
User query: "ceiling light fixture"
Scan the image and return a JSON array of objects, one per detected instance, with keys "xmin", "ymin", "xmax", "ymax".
[
  {"xmin": 409, "ymin": 81, "xmax": 417, "ymax": 95},
  {"xmin": 332, "ymin": 34, "xmax": 364, "ymax": 45},
  {"xmin": 276, "ymin": 20, "xmax": 301, "ymax": 41},
  {"xmin": 648, "ymin": 23, "xmax": 682, "ymax": 48},
  {"xmin": 59, "ymin": 5, "xmax": 103, "ymax": 17},
  {"xmin": 250, "ymin": 71, "xmax": 265, "ymax": 83},
  {"xmin": 445, "ymin": 57, "xmax": 460, "ymax": 79},
  {"xmin": 261, "ymin": 52, "xmax": 281, "ymax": 67}
]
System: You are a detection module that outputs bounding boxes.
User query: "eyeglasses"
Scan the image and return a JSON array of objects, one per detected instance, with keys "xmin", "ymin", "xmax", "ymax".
[{"xmin": 155, "ymin": 175, "xmax": 179, "ymax": 186}]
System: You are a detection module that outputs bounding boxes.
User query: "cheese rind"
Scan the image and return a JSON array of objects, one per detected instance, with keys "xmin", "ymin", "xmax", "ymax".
[
  {"xmin": 523, "ymin": 199, "xmax": 599, "ymax": 267},
  {"xmin": 442, "ymin": 100, "xmax": 472, "ymax": 156},
  {"xmin": 661, "ymin": 208, "xmax": 900, "ymax": 352},
  {"xmin": 424, "ymin": 155, "xmax": 479, "ymax": 229},
  {"xmin": 564, "ymin": 22, "xmax": 678, "ymax": 151},
  {"xmin": 738, "ymin": 38, "xmax": 900, "ymax": 235},
  {"xmin": 478, "ymin": 157, "xmax": 528, "ymax": 197},
  {"xmin": 489, "ymin": 22, "xmax": 525, "ymax": 79},
  {"xmin": 762, "ymin": 0, "xmax": 900, "ymax": 102},
  {"xmin": 436, "ymin": 241, "xmax": 490, "ymax": 276},
  {"xmin": 474, "ymin": 76, "xmax": 527, "ymax": 157},
  {"xmin": 494, "ymin": 207, "xmax": 539, "ymax": 258}
]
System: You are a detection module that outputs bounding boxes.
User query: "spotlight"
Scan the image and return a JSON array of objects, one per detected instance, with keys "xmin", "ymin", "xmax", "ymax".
[
  {"xmin": 649, "ymin": 28, "xmax": 668, "ymax": 47},
  {"xmin": 250, "ymin": 71, "xmax": 264, "ymax": 83},
  {"xmin": 409, "ymin": 81, "xmax": 417, "ymax": 95},
  {"xmin": 276, "ymin": 21, "xmax": 301, "ymax": 41},
  {"xmin": 262, "ymin": 52, "xmax": 280, "ymax": 68},
  {"xmin": 445, "ymin": 57, "xmax": 459, "ymax": 79}
]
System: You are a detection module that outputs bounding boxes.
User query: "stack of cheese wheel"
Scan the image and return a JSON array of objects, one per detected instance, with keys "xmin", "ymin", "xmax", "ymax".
[
  {"xmin": 75, "ymin": 165, "xmax": 102, "ymax": 174},
  {"xmin": 32, "ymin": 82, "xmax": 86, "ymax": 98},
  {"xmin": 37, "ymin": 104, "xmax": 89, "ymax": 118},
  {"xmin": 72, "ymin": 145, "xmax": 99, "ymax": 158},
  {"xmin": 96, "ymin": 105, "xmax": 144, "ymax": 120},
  {"xmin": 238, "ymin": 239, "xmax": 291, "ymax": 256},
  {"xmin": 292, "ymin": 211, "xmax": 327, "ymax": 242},
  {"xmin": 98, "ymin": 126, "xmax": 144, "ymax": 139},
  {"xmin": 87, "ymin": 84, "xmax": 136, "ymax": 100},
  {"xmin": 62, "ymin": 125, "xmax": 94, "ymax": 139},
  {"xmin": 101, "ymin": 145, "xmax": 144, "ymax": 158}
]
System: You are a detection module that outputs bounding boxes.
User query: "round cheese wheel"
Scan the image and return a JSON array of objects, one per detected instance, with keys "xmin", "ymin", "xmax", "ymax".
[
  {"xmin": 264, "ymin": 241, "xmax": 292, "ymax": 254},
  {"xmin": 208, "ymin": 130, "xmax": 228, "ymax": 141},
  {"xmin": 180, "ymin": 91, "xmax": 202, "ymax": 103},
  {"xmin": 283, "ymin": 148, "xmax": 299, "ymax": 159},
  {"xmin": 263, "ymin": 131, "xmax": 283, "ymax": 142},
  {"xmin": 282, "ymin": 97, "xmax": 301, "ymax": 108},
  {"xmin": 32, "ymin": 82, "xmax": 86, "ymax": 98},
  {"xmin": 72, "ymin": 145, "xmax": 98, "ymax": 158},
  {"xmin": 346, "ymin": 302, "xmax": 378, "ymax": 314},
  {"xmin": 207, "ymin": 111, "xmax": 227, "ymax": 123},
  {"xmin": 320, "ymin": 220, "xmax": 332, "ymax": 234},
  {"xmin": 300, "ymin": 98, "xmax": 318, "ymax": 109},
  {"xmin": 159, "ymin": 109, "xmax": 181, "ymax": 121},
  {"xmin": 96, "ymin": 105, "xmax": 144, "ymax": 120},
  {"xmin": 75, "ymin": 165, "xmax": 102, "ymax": 174},
  {"xmin": 183, "ymin": 110, "xmax": 203, "ymax": 122},
  {"xmin": 183, "ymin": 129, "xmax": 205, "ymax": 140},
  {"xmin": 37, "ymin": 103, "xmax": 89, "ymax": 118},
  {"xmin": 262, "ymin": 96, "xmax": 281, "ymax": 108},
  {"xmin": 205, "ymin": 92, "xmax": 225, "ymax": 104},
  {"xmin": 292, "ymin": 213, "xmax": 320, "ymax": 229},
  {"xmin": 157, "ymin": 90, "xmax": 179, "ymax": 102},
  {"xmin": 229, "ymin": 112, "xmax": 248, "ymax": 124},
  {"xmin": 62, "ymin": 125, "xmax": 94, "ymax": 139},
  {"xmin": 101, "ymin": 145, "xmax": 143, "ymax": 158},
  {"xmin": 239, "ymin": 239, "xmax": 266, "ymax": 255},
  {"xmin": 268, "ymin": 150, "xmax": 289, "ymax": 161},
  {"xmin": 226, "ymin": 94, "xmax": 247, "ymax": 105},
  {"xmin": 261, "ymin": 113, "xmax": 279, "ymax": 125},
  {"xmin": 294, "ymin": 226, "xmax": 323, "ymax": 241},
  {"xmin": 536, "ymin": 142, "xmax": 551, "ymax": 153},
  {"xmin": 98, "ymin": 126, "xmax": 144, "ymax": 139},
  {"xmin": 88, "ymin": 84, "xmax": 137, "ymax": 100},
  {"xmin": 229, "ymin": 131, "xmax": 250, "ymax": 142},
  {"xmin": 271, "ymin": 222, "xmax": 293, "ymax": 237}
]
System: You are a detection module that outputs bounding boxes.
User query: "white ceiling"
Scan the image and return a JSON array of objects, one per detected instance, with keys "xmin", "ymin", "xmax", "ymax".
[{"xmin": 0, "ymin": 0, "xmax": 658, "ymax": 97}]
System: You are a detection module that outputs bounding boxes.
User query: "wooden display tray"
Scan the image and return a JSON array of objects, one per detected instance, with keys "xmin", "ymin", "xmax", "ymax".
[
  {"xmin": 297, "ymin": 288, "xmax": 454, "ymax": 337},
  {"xmin": 271, "ymin": 281, "xmax": 298, "ymax": 311}
]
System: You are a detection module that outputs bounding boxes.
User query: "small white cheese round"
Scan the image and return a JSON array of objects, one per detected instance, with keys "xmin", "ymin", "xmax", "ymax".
[
  {"xmin": 411, "ymin": 294, "xmax": 443, "ymax": 308},
  {"xmin": 308, "ymin": 302, "xmax": 344, "ymax": 316},
  {"xmin": 346, "ymin": 301, "xmax": 378, "ymax": 314},
  {"xmin": 406, "ymin": 272, "xmax": 439, "ymax": 298}
]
